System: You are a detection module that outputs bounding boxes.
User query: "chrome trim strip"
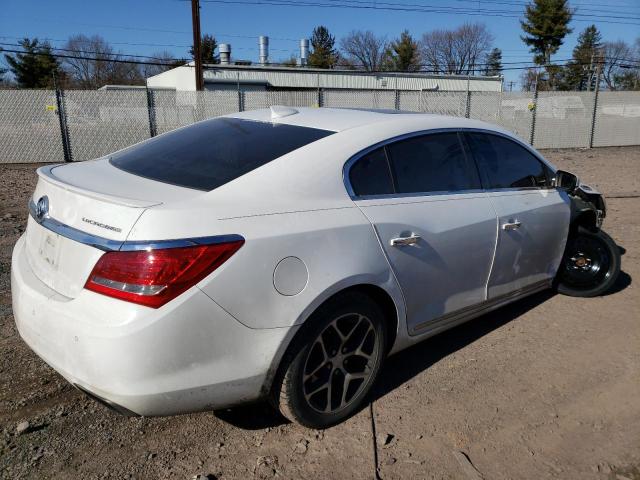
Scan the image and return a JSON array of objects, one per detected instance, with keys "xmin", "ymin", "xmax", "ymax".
[
  {"xmin": 28, "ymin": 199, "xmax": 244, "ymax": 252},
  {"xmin": 354, "ymin": 189, "xmax": 486, "ymax": 202},
  {"xmin": 119, "ymin": 235, "xmax": 245, "ymax": 252},
  {"xmin": 29, "ymin": 199, "xmax": 123, "ymax": 251},
  {"xmin": 343, "ymin": 127, "xmax": 556, "ymax": 201},
  {"xmin": 411, "ymin": 278, "xmax": 551, "ymax": 335}
]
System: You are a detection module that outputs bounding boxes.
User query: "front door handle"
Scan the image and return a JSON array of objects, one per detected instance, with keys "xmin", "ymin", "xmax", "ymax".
[
  {"xmin": 390, "ymin": 234, "xmax": 421, "ymax": 246},
  {"xmin": 502, "ymin": 220, "xmax": 522, "ymax": 231}
]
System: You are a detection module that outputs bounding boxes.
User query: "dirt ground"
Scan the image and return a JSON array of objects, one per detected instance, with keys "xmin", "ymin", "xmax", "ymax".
[{"xmin": 0, "ymin": 146, "xmax": 638, "ymax": 480}]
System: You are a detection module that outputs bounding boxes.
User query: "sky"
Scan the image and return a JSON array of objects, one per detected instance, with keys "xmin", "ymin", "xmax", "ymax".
[{"xmin": 1, "ymin": 0, "xmax": 639, "ymax": 89}]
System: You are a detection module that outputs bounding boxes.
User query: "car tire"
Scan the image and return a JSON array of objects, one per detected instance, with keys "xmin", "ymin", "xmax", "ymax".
[
  {"xmin": 555, "ymin": 227, "xmax": 621, "ymax": 298},
  {"xmin": 271, "ymin": 291, "xmax": 387, "ymax": 429}
]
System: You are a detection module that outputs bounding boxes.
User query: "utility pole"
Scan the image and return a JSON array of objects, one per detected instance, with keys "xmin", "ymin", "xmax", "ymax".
[{"xmin": 191, "ymin": 0, "xmax": 204, "ymax": 91}]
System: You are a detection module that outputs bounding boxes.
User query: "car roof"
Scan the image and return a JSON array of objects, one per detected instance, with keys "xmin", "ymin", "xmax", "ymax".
[{"xmin": 228, "ymin": 106, "xmax": 506, "ymax": 134}]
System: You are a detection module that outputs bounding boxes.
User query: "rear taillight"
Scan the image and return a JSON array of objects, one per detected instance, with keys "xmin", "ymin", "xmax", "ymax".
[{"xmin": 84, "ymin": 240, "xmax": 244, "ymax": 308}]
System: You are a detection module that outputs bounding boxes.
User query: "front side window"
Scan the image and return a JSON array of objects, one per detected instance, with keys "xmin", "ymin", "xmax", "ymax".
[
  {"xmin": 465, "ymin": 133, "xmax": 550, "ymax": 189},
  {"xmin": 110, "ymin": 117, "xmax": 334, "ymax": 191},
  {"xmin": 349, "ymin": 147, "xmax": 394, "ymax": 196},
  {"xmin": 386, "ymin": 132, "xmax": 481, "ymax": 194}
]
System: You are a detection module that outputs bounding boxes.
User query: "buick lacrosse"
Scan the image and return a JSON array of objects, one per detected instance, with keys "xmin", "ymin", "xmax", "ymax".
[{"xmin": 12, "ymin": 106, "xmax": 620, "ymax": 428}]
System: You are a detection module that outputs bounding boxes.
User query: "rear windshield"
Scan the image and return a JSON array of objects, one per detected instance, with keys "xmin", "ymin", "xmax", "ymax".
[{"xmin": 110, "ymin": 117, "xmax": 334, "ymax": 191}]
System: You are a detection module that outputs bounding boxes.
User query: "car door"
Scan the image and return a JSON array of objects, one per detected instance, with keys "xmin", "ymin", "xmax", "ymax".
[
  {"xmin": 347, "ymin": 132, "xmax": 498, "ymax": 334},
  {"xmin": 464, "ymin": 132, "xmax": 571, "ymax": 299}
]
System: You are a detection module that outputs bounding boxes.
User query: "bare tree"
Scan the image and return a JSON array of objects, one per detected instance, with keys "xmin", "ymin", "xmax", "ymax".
[
  {"xmin": 420, "ymin": 23, "xmax": 493, "ymax": 75},
  {"xmin": 339, "ymin": 30, "xmax": 388, "ymax": 71},
  {"xmin": 61, "ymin": 34, "xmax": 143, "ymax": 88},
  {"xmin": 602, "ymin": 40, "xmax": 638, "ymax": 90},
  {"xmin": 139, "ymin": 51, "xmax": 186, "ymax": 78}
]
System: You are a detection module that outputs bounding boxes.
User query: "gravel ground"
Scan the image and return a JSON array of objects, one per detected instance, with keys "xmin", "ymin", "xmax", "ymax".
[{"xmin": 0, "ymin": 146, "xmax": 639, "ymax": 480}]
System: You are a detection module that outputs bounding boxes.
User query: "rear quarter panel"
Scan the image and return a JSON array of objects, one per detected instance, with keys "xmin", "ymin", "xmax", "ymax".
[{"xmin": 199, "ymin": 207, "xmax": 405, "ymax": 331}]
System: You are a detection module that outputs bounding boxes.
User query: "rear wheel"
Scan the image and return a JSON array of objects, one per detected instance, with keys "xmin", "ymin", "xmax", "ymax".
[
  {"xmin": 272, "ymin": 292, "xmax": 386, "ymax": 429},
  {"xmin": 556, "ymin": 227, "xmax": 620, "ymax": 297}
]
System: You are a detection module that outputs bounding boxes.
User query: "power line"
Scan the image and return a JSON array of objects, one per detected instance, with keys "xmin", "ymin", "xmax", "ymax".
[
  {"xmin": 0, "ymin": 42, "xmax": 184, "ymax": 62},
  {"xmin": 430, "ymin": 0, "xmax": 640, "ymax": 14},
  {"xmin": 198, "ymin": 0, "xmax": 640, "ymax": 25},
  {"xmin": 0, "ymin": 35, "xmax": 193, "ymax": 49},
  {"xmin": 22, "ymin": 20, "xmax": 301, "ymax": 43},
  {"xmin": 0, "ymin": 48, "xmax": 184, "ymax": 67},
  {"xmin": 0, "ymin": 36, "xmax": 294, "ymax": 54},
  {"xmin": 0, "ymin": 41, "xmax": 596, "ymax": 67},
  {"xmin": 298, "ymin": 0, "xmax": 640, "ymax": 19},
  {"xmin": 2, "ymin": 47, "xmax": 635, "ymax": 73}
]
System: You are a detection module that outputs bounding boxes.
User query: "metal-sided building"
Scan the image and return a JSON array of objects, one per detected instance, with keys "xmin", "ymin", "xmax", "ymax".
[
  {"xmin": 146, "ymin": 63, "xmax": 503, "ymax": 93},
  {"xmin": 147, "ymin": 36, "xmax": 502, "ymax": 93}
]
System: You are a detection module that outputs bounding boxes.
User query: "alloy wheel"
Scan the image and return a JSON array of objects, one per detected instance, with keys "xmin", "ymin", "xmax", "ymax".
[{"xmin": 302, "ymin": 313, "xmax": 378, "ymax": 413}]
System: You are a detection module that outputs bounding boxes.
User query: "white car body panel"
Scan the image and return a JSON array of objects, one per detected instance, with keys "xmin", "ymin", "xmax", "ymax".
[
  {"xmin": 195, "ymin": 208, "xmax": 404, "ymax": 330},
  {"xmin": 486, "ymin": 189, "xmax": 571, "ymax": 298},
  {"xmin": 12, "ymin": 234, "xmax": 297, "ymax": 415},
  {"xmin": 11, "ymin": 107, "xmax": 571, "ymax": 416},
  {"xmin": 356, "ymin": 192, "xmax": 498, "ymax": 334}
]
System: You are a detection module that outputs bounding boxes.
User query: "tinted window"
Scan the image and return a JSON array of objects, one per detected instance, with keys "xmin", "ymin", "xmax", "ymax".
[
  {"xmin": 110, "ymin": 117, "xmax": 333, "ymax": 191},
  {"xmin": 386, "ymin": 133, "xmax": 481, "ymax": 194},
  {"xmin": 349, "ymin": 148, "xmax": 394, "ymax": 196},
  {"xmin": 466, "ymin": 133, "xmax": 549, "ymax": 189}
]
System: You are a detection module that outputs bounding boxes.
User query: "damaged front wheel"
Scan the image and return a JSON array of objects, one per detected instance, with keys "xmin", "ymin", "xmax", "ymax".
[{"xmin": 556, "ymin": 227, "xmax": 620, "ymax": 297}]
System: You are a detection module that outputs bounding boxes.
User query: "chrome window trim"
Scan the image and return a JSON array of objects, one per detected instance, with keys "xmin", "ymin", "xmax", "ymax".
[
  {"xmin": 343, "ymin": 127, "xmax": 557, "ymax": 201},
  {"xmin": 28, "ymin": 199, "xmax": 243, "ymax": 252},
  {"xmin": 353, "ymin": 188, "xmax": 487, "ymax": 202}
]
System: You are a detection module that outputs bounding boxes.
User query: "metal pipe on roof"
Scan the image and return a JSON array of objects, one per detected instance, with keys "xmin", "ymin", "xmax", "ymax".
[
  {"xmin": 259, "ymin": 36, "xmax": 269, "ymax": 66},
  {"xmin": 219, "ymin": 43, "xmax": 231, "ymax": 65},
  {"xmin": 299, "ymin": 39, "xmax": 309, "ymax": 66}
]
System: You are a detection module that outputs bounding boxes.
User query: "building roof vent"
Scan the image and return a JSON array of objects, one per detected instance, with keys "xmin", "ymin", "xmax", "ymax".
[
  {"xmin": 219, "ymin": 43, "xmax": 231, "ymax": 65},
  {"xmin": 259, "ymin": 36, "xmax": 269, "ymax": 65}
]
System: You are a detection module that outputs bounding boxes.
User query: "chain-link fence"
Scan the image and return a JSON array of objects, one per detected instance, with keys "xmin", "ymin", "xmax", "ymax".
[
  {"xmin": 1, "ymin": 87, "xmax": 639, "ymax": 163},
  {"xmin": 0, "ymin": 90, "xmax": 65, "ymax": 163}
]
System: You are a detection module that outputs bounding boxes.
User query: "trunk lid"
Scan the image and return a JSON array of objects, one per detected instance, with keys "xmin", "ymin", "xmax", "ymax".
[{"xmin": 25, "ymin": 159, "xmax": 201, "ymax": 298}]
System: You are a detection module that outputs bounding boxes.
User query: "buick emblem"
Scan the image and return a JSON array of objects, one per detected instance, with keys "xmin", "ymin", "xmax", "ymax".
[{"xmin": 35, "ymin": 196, "xmax": 49, "ymax": 223}]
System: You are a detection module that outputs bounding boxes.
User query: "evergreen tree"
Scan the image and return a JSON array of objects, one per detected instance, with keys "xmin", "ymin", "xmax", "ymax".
[
  {"xmin": 561, "ymin": 25, "xmax": 602, "ymax": 90},
  {"xmin": 483, "ymin": 48, "xmax": 503, "ymax": 76},
  {"xmin": 308, "ymin": 26, "xmax": 338, "ymax": 68},
  {"xmin": 190, "ymin": 34, "xmax": 219, "ymax": 64},
  {"xmin": 4, "ymin": 38, "xmax": 60, "ymax": 88},
  {"xmin": 384, "ymin": 30, "xmax": 420, "ymax": 72},
  {"xmin": 521, "ymin": 0, "xmax": 573, "ymax": 89}
]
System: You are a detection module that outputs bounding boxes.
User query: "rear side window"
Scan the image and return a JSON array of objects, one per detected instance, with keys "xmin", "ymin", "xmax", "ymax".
[
  {"xmin": 466, "ymin": 133, "xmax": 550, "ymax": 189},
  {"xmin": 349, "ymin": 147, "xmax": 394, "ymax": 196},
  {"xmin": 386, "ymin": 133, "xmax": 481, "ymax": 194},
  {"xmin": 110, "ymin": 117, "xmax": 333, "ymax": 191}
]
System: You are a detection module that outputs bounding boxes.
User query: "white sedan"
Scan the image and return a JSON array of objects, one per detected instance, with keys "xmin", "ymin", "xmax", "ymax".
[{"xmin": 11, "ymin": 107, "xmax": 620, "ymax": 428}]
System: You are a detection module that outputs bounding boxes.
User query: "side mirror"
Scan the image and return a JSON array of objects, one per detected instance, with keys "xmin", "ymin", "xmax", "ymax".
[{"xmin": 554, "ymin": 170, "xmax": 579, "ymax": 192}]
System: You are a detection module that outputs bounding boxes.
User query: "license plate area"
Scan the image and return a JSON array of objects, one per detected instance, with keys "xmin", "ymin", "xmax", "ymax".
[
  {"xmin": 38, "ymin": 230, "xmax": 62, "ymax": 270},
  {"xmin": 25, "ymin": 216, "xmax": 105, "ymax": 299}
]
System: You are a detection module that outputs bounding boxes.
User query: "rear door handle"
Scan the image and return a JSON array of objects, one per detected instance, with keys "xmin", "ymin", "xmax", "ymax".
[
  {"xmin": 502, "ymin": 220, "xmax": 522, "ymax": 231},
  {"xmin": 390, "ymin": 234, "xmax": 421, "ymax": 246}
]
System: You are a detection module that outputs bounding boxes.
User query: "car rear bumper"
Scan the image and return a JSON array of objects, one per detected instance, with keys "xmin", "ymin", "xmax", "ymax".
[{"xmin": 11, "ymin": 234, "xmax": 295, "ymax": 416}]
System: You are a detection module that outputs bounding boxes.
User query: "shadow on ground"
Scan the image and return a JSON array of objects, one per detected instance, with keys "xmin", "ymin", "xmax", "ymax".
[
  {"xmin": 215, "ymin": 290, "xmax": 556, "ymax": 430},
  {"xmin": 372, "ymin": 289, "xmax": 556, "ymax": 401},
  {"xmin": 215, "ymin": 260, "xmax": 632, "ymax": 430},
  {"xmin": 605, "ymin": 270, "xmax": 631, "ymax": 295}
]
